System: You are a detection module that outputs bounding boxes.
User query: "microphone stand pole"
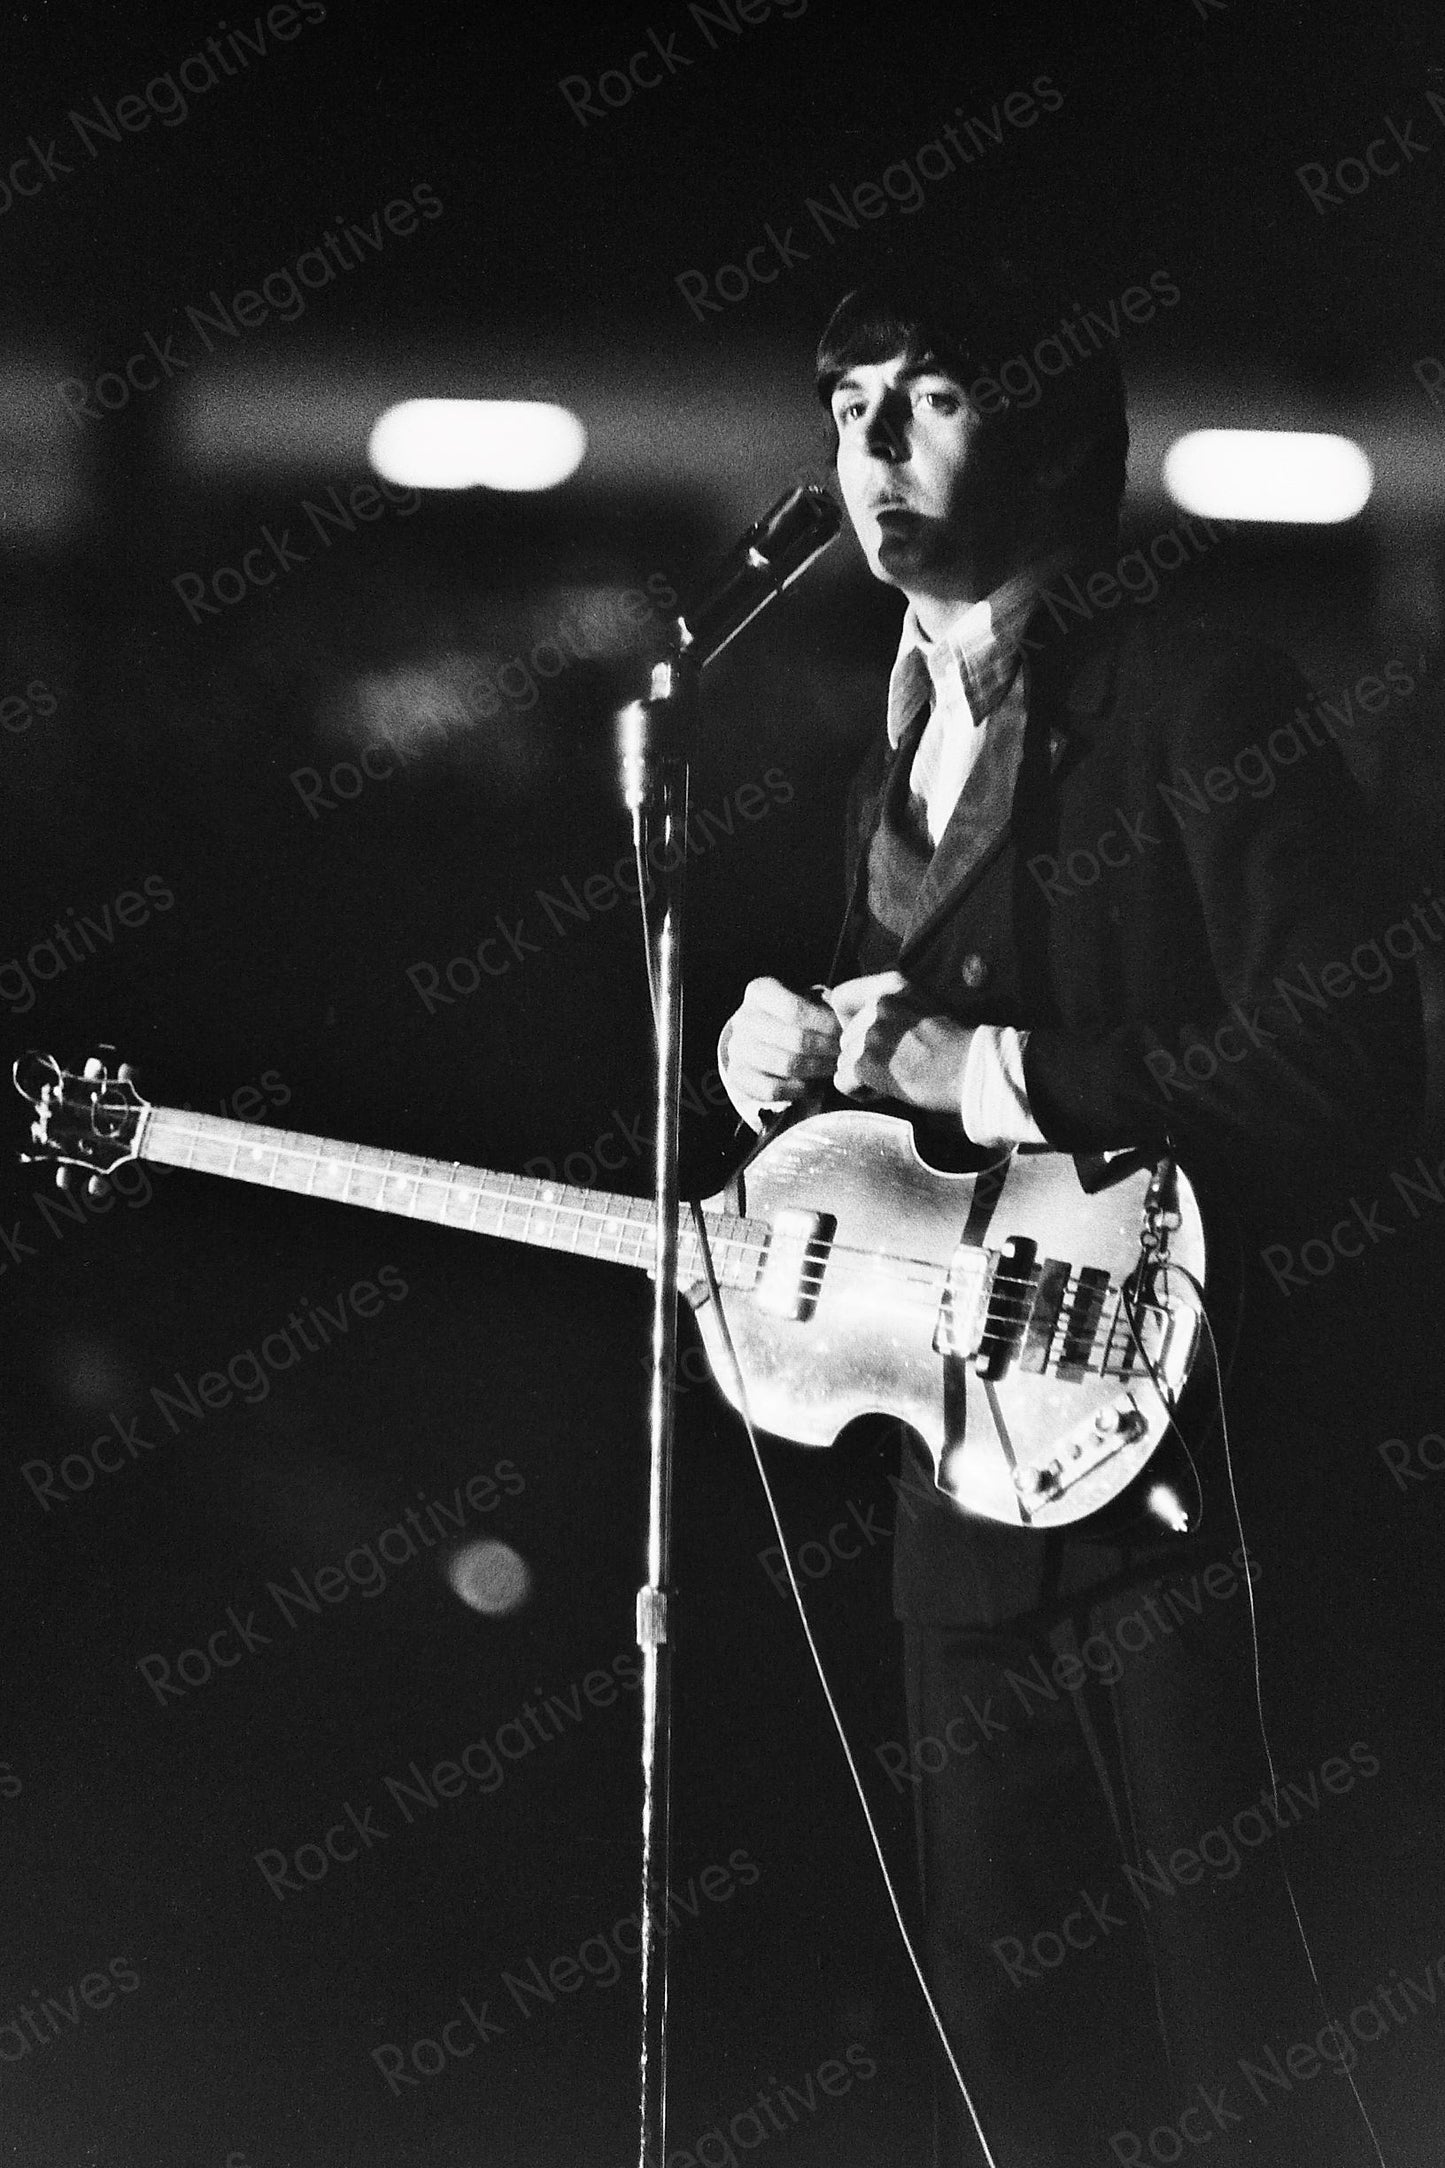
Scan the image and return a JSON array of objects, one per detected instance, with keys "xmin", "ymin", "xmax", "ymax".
[
  {"xmin": 615, "ymin": 484, "xmax": 841, "ymax": 2168},
  {"xmin": 619, "ymin": 651, "xmax": 693, "ymax": 2168}
]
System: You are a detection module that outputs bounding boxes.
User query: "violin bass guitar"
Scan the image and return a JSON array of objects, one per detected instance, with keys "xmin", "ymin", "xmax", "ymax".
[{"xmin": 17, "ymin": 1054, "xmax": 1213, "ymax": 1534}]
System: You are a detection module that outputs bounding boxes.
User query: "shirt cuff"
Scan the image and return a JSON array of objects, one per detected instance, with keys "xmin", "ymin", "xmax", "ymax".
[{"xmin": 961, "ymin": 1025, "xmax": 1047, "ymax": 1147}]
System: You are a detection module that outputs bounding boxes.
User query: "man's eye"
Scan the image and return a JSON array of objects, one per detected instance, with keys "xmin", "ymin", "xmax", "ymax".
[
  {"xmin": 835, "ymin": 400, "xmax": 866, "ymax": 424},
  {"xmin": 920, "ymin": 390, "xmax": 961, "ymax": 412}
]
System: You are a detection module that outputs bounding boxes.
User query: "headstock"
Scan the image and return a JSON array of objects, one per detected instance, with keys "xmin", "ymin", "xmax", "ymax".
[{"xmin": 14, "ymin": 1053, "xmax": 149, "ymax": 1179}]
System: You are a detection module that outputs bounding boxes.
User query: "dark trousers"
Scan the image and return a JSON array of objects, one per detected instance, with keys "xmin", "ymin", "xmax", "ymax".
[{"xmin": 904, "ymin": 1569, "xmax": 1379, "ymax": 2168}]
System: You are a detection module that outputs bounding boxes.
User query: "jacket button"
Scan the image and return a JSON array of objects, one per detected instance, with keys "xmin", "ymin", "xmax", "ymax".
[{"xmin": 960, "ymin": 952, "xmax": 989, "ymax": 990}]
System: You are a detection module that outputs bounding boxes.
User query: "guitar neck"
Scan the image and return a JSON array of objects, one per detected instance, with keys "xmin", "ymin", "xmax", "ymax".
[{"xmin": 134, "ymin": 1106, "xmax": 759, "ymax": 1287}]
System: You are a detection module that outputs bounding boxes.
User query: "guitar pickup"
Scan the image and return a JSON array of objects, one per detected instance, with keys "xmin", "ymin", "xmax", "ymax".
[
  {"xmin": 1055, "ymin": 1265, "xmax": 1111, "ymax": 1381},
  {"xmin": 935, "ymin": 1238, "xmax": 1053, "ymax": 1377},
  {"xmin": 1018, "ymin": 1257, "xmax": 1072, "ymax": 1375},
  {"xmin": 934, "ymin": 1243, "xmax": 989, "ymax": 1360},
  {"xmin": 971, "ymin": 1236, "xmax": 1037, "ymax": 1380},
  {"xmin": 755, "ymin": 1209, "xmax": 833, "ymax": 1320}
]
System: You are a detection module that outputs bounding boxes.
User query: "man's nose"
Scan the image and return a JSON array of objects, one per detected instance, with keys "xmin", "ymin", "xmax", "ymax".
[{"xmin": 864, "ymin": 399, "xmax": 908, "ymax": 460}]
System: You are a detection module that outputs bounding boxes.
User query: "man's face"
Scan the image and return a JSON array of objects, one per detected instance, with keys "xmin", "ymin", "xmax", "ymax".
[{"xmin": 831, "ymin": 351, "xmax": 1018, "ymax": 616}]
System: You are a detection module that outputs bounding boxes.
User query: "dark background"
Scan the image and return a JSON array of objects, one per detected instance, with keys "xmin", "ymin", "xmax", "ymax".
[{"xmin": 2, "ymin": 1, "xmax": 1445, "ymax": 2162}]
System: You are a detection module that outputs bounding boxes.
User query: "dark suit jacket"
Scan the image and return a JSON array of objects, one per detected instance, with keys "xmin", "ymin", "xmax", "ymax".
[
  {"xmin": 835, "ymin": 602, "xmax": 1424, "ymax": 1624},
  {"xmin": 842, "ymin": 604, "xmax": 1422, "ymax": 1201}
]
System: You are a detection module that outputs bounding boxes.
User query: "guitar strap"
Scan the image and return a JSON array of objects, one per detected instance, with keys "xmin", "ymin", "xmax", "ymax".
[
  {"xmin": 957, "ymin": 1156, "xmax": 1009, "ymax": 1246},
  {"xmin": 942, "ymin": 1349, "xmax": 969, "ymax": 1457}
]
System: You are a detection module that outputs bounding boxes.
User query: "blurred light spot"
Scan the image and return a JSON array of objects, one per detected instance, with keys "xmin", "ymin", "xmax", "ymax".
[
  {"xmin": 343, "ymin": 659, "xmax": 493, "ymax": 755},
  {"xmin": 317, "ymin": 655, "xmax": 558, "ymax": 795},
  {"xmin": 369, "ymin": 400, "xmax": 586, "ymax": 492},
  {"xmin": 1162, "ymin": 430, "xmax": 1372, "ymax": 524},
  {"xmin": 447, "ymin": 1538, "xmax": 533, "ymax": 1616}
]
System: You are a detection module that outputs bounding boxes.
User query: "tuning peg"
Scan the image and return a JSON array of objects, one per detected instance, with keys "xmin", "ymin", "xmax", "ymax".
[
  {"xmin": 83, "ymin": 1057, "xmax": 104, "ymax": 1080},
  {"xmin": 118, "ymin": 1063, "xmax": 136, "ymax": 1083},
  {"xmin": 87, "ymin": 1175, "xmax": 107, "ymax": 1199},
  {"xmin": 56, "ymin": 1166, "xmax": 74, "ymax": 1191}
]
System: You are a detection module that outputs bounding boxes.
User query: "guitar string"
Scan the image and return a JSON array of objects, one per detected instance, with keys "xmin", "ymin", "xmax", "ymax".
[
  {"xmin": 93, "ymin": 1096, "xmax": 1166, "ymax": 1401},
  {"xmin": 150, "ymin": 1113, "xmax": 978, "ymax": 1291},
  {"xmin": 139, "ymin": 1113, "xmax": 1164, "ymax": 1373},
  {"xmin": 144, "ymin": 1126, "xmax": 1166, "ymax": 1385},
  {"xmin": 125, "ymin": 1097, "xmax": 1177, "ymax": 1392},
  {"xmin": 147, "ymin": 1114, "xmax": 907, "ymax": 1269},
  {"xmin": 108, "ymin": 1127, "xmax": 1177, "ymax": 1407},
  {"xmin": 143, "ymin": 1108, "xmax": 1148, "ymax": 1346}
]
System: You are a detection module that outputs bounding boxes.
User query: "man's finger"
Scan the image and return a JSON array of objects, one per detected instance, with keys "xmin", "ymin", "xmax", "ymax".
[
  {"xmin": 743, "ymin": 977, "xmax": 840, "ymax": 1032},
  {"xmin": 728, "ymin": 1064, "xmax": 812, "ymax": 1105},
  {"xmin": 835, "ymin": 1046, "xmax": 884, "ymax": 1102},
  {"xmin": 732, "ymin": 1049, "xmax": 836, "ymax": 1091},
  {"xmin": 736, "ymin": 1019, "xmax": 839, "ymax": 1063},
  {"xmin": 825, "ymin": 970, "xmax": 909, "ymax": 1024}
]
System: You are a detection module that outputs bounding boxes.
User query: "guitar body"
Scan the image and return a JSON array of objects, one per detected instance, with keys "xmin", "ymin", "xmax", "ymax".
[{"xmin": 687, "ymin": 1109, "xmax": 1209, "ymax": 1531}]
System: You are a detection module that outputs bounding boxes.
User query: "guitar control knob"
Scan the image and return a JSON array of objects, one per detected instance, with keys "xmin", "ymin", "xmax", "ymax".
[
  {"xmin": 1095, "ymin": 1404, "xmax": 1148, "ymax": 1443},
  {"xmin": 1015, "ymin": 1462, "xmax": 1060, "ymax": 1496}
]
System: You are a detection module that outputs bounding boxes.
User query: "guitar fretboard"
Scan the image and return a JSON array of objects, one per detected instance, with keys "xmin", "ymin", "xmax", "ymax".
[{"xmin": 137, "ymin": 1107, "xmax": 763, "ymax": 1290}]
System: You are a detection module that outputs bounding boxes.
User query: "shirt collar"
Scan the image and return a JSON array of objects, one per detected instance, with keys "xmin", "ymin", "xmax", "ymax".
[{"xmin": 885, "ymin": 568, "xmax": 1049, "ymax": 747}]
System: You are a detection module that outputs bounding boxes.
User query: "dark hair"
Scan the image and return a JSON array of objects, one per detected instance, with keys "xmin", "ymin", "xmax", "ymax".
[{"xmin": 815, "ymin": 263, "xmax": 1130, "ymax": 550}]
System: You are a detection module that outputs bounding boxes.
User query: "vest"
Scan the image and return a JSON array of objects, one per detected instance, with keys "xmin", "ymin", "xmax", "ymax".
[{"xmin": 854, "ymin": 709, "xmax": 932, "ymax": 974}]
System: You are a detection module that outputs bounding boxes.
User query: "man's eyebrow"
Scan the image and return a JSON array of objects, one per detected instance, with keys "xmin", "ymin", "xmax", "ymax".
[{"xmin": 831, "ymin": 360, "xmax": 964, "ymax": 398}]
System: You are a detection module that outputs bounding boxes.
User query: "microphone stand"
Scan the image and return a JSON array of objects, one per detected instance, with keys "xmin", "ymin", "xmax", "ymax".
[{"xmin": 615, "ymin": 484, "xmax": 840, "ymax": 2168}]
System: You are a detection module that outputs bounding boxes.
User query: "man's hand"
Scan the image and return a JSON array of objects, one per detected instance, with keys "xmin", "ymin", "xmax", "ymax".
[
  {"xmin": 721, "ymin": 977, "xmax": 842, "ymax": 1109},
  {"xmin": 828, "ymin": 971, "xmax": 974, "ymax": 1113}
]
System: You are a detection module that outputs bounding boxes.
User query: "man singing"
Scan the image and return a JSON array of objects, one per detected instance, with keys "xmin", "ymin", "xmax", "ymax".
[{"xmin": 719, "ymin": 260, "xmax": 1420, "ymax": 2163}]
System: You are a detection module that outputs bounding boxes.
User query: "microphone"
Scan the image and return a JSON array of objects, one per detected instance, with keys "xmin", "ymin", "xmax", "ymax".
[
  {"xmin": 672, "ymin": 482, "xmax": 842, "ymax": 670},
  {"xmin": 618, "ymin": 483, "xmax": 842, "ymax": 806}
]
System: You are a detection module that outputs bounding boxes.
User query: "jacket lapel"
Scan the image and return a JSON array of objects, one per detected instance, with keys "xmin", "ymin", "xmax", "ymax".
[
  {"xmin": 897, "ymin": 697, "xmax": 1028, "ymax": 959},
  {"xmin": 895, "ymin": 617, "xmax": 1117, "ymax": 965}
]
